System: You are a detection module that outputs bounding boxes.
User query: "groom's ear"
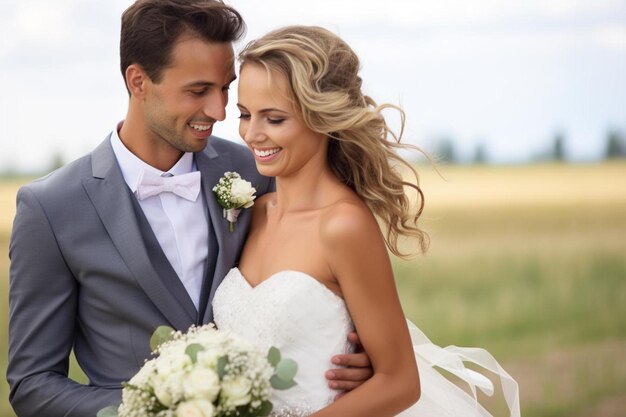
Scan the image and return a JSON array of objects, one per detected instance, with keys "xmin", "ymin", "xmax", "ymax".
[{"xmin": 125, "ymin": 64, "xmax": 149, "ymax": 99}]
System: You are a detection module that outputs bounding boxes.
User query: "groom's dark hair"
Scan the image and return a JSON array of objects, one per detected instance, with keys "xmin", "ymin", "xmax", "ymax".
[{"xmin": 120, "ymin": 0, "xmax": 245, "ymax": 88}]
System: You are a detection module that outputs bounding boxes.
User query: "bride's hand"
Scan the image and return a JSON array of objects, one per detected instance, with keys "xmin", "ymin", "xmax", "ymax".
[{"xmin": 325, "ymin": 331, "xmax": 373, "ymax": 396}]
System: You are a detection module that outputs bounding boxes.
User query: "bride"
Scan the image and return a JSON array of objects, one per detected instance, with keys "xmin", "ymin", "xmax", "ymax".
[{"xmin": 213, "ymin": 25, "xmax": 519, "ymax": 416}]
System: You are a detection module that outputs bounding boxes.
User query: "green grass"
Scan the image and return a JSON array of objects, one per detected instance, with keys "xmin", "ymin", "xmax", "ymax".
[
  {"xmin": 398, "ymin": 252, "xmax": 626, "ymax": 351},
  {"xmin": 390, "ymin": 167, "xmax": 626, "ymax": 415},
  {"xmin": 2, "ymin": 163, "xmax": 626, "ymax": 416},
  {"xmin": 392, "ymin": 210, "xmax": 626, "ymax": 414}
]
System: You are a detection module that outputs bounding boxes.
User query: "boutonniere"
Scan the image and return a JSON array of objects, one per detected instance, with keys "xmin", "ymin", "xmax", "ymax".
[{"xmin": 212, "ymin": 172, "xmax": 257, "ymax": 232}]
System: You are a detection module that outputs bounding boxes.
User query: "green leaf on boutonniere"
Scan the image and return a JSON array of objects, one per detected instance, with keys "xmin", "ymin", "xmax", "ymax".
[
  {"xmin": 185, "ymin": 343, "xmax": 205, "ymax": 364},
  {"xmin": 97, "ymin": 405, "xmax": 119, "ymax": 417},
  {"xmin": 149, "ymin": 325, "xmax": 175, "ymax": 351}
]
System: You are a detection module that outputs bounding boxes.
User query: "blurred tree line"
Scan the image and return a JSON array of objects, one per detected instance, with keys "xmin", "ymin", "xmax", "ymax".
[
  {"xmin": 605, "ymin": 130, "xmax": 626, "ymax": 159},
  {"xmin": 2, "ymin": 129, "xmax": 626, "ymax": 177},
  {"xmin": 431, "ymin": 128, "xmax": 626, "ymax": 164}
]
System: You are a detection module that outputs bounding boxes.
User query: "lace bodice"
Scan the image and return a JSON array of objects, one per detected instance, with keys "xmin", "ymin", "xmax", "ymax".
[
  {"xmin": 212, "ymin": 268, "xmax": 354, "ymax": 413},
  {"xmin": 213, "ymin": 268, "xmax": 520, "ymax": 417}
]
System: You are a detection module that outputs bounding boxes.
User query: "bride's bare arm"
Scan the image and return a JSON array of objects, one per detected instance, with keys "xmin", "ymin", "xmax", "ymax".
[{"xmin": 313, "ymin": 201, "xmax": 421, "ymax": 417}]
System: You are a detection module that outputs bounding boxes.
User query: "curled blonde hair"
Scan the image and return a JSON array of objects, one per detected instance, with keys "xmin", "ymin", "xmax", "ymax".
[{"xmin": 239, "ymin": 25, "xmax": 428, "ymax": 256}]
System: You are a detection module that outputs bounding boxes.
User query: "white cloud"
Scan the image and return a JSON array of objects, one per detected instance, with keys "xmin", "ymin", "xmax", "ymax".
[
  {"xmin": 2, "ymin": 1, "xmax": 72, "ymax": 55},
  {"xmin": 231, "ymin": 0, "xmax": 624, "ymax": 30},
  {"xmin": 1, "ymin": 0, "xmax": 624, "ymax": 170},
  {"xmin": 535, "ymin": 0, "xmax": 621, "ymax": 16},
  {"xmin": 592, "ymin": 26, "xmax": 626, "ymax": 51},
  {"xmin": 15, "ymin": 2, "xmax": 72, "ymax": 43},
  {"xmin": 1, "ymin": 0, "xmax": 131, "ymax": 67}
]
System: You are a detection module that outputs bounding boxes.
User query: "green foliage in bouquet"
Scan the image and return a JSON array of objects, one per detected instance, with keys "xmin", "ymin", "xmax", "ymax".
[{"xmin": 98, "ymin": 325, "xmax": 297, "ymax": 417}]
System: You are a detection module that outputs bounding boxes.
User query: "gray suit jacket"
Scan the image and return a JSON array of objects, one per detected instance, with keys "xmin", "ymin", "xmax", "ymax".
[{"xmin": 7, "ymin": 135, "xmax": 272, "ymax": 417}]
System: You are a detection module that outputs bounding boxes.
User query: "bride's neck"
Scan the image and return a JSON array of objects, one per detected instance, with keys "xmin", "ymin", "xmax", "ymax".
[{"xmin": 273, "ymin": 166, "xmax": 340, "ymax": 213}]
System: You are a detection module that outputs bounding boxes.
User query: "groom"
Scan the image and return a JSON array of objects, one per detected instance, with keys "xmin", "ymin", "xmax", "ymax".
[{"xmin": 7, "ymin": 1, "xmax": 371, "ymax": 416}]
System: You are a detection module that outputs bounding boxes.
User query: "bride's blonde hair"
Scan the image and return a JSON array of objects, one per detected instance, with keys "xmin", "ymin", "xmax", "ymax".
[{"xmin": 239, "ymin": 25, "xmax": 428, "ymax": 256}]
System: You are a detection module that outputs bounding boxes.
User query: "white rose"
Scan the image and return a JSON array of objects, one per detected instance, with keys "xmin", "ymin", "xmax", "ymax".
[
  {"xmin": 153, "ymin": 381, "xmax": 174, "ymax": 407},
  {"xmin": 182, "ymin": 367, "xmax": 220, "ymax": 401},
  {"xmin": 153, "ymin": 371, "xmax": 185, "ymax": 407},
  {"xmin": 196, "ymin": 348, "xmax": 221, "ymax": 368},
  {"xmin": 156, "ymin": 351, "xmax": 191, "ymax": 376},
  {"xmin": 176, "ymin": 400, "xmax": 214, "ymax": 417},
  {"xmin": 229, "ymin": 178, "xmax": 256, "ymax": 208},
  {"xmin": 221, "ymin": 376, "xmax": 252, "ymax": 407}
]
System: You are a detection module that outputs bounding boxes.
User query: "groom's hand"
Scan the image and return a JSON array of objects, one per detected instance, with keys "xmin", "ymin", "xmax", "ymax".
[{"xmin": 325, "ymin": 331, "xmax": 373, "ymax": 397}]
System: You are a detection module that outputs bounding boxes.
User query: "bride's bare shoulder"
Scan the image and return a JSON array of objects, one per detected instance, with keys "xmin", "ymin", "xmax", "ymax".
[
  {"xmin": 319, "ymin": 197, "xmax": 381, "ymax": 247},
  {"xmin": 251, "ymin": 192, "xmax": 275, "ymax": 220},
  {"xmin": 255, "ymin": 192, "xmax": 276, "ymax": 208}
]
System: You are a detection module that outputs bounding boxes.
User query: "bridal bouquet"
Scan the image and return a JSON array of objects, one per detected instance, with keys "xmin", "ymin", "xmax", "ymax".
[{"xmin": 98, "ymin": 324, "xmax": 297, "ymax": 417}]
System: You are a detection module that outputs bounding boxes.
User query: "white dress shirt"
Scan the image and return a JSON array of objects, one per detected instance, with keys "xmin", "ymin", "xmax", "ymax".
[{"xmin": 110, "ymin": 128, "xmax": 208, "ymax": 310}]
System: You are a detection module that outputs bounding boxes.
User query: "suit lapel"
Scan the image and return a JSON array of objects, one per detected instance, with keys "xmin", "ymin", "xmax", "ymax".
[
  {"xmin": 195, "ymin": 144, "xmax": 252, "ymax": 324},
  {"xmin": 82, "ymin": 137, "xmax": 195, "ymax": 330}
]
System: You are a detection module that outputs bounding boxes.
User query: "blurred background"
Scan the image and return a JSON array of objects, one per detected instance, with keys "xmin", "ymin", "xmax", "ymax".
[{"xmin": 1, "ymin": 0, "xmax": 625, "ymax": 416}]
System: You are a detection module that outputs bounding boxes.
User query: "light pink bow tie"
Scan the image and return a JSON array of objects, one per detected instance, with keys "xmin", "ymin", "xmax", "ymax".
[{"xmin": 135, "ymin": 170, "xmax": 201, "ymax": 201}]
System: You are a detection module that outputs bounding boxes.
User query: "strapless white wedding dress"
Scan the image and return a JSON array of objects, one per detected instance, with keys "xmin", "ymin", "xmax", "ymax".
[{"xmin": 213, "ymin": 268, "xmax": 520, "ymax": 416}]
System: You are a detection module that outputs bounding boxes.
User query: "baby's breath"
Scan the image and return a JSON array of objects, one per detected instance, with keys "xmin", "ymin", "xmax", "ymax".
[{"xmin": 114, "ymin": 324, "xmax": 281, "ymax": 417}]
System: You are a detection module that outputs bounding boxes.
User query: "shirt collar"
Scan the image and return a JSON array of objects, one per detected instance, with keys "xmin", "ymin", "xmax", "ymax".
[{"xmin": 110, "ymin": 124, "xmax": 196, "ymax": 193}]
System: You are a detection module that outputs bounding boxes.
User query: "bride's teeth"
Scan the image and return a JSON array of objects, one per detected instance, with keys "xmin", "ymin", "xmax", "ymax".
[{"xmin": 254, "ymin": 148, "xmax": 281, "ymax": 157}]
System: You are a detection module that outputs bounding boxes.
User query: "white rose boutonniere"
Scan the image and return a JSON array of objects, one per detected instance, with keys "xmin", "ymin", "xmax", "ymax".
[{"xmin": 212, "ymin": 172, "xmax": 257, "ymax": 232}]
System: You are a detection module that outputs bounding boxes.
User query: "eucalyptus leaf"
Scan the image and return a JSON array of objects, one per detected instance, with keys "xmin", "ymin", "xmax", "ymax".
[
  {"xmin": 217, "ymin": 355, "xmax": 229, "ymax": 379},
  {"xmin": 268, "ymin": 346, "xmax": 281, "ymax": 367},
  {"xmin": 257, "ymin": 400, "xmax": 273, "ymax": 416},
  {"xmin": 149, "ymin": 325, "xmax": 175, "ymax": 351},
  {"xmin": 96, "ymin": 406, "xmax": 119, "ymax": 417},
  {"xmin": 275, "ymin": 358, "xmax": 298, "ymax": 381},
  {"xmin": 270, "ymin": 374, "xmax": 297, "ymax": 390},
  {"xmin": 185, "ymin": 343, "xmax": 205, "ymax": 364}
]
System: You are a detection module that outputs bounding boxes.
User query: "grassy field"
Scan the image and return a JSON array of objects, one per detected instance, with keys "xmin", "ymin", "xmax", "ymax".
[{"xmin": 1, "ymin": 162, "xmax": 626, "ymax": 416}]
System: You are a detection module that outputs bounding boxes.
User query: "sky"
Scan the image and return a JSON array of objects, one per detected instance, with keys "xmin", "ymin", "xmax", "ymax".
[{"xmin": 0, "ymin": 0, "xmax": 625, "ymax": 172}]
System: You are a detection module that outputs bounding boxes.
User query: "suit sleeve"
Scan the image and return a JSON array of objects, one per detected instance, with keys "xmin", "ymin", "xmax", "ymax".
[{"xmin": 7, "ymin": 186, "xmax": 121, "ymax": 417}]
